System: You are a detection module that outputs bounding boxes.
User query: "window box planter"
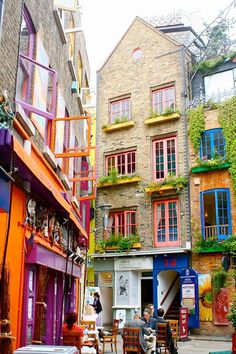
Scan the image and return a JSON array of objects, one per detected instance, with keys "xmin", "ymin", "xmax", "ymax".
[
  {"xmin": 102, "ymin": 120, "xmax": 135, "ymax": 133},
  {"xmin": 97, "ymin": 176, "xmax": 141, "ymax": 188},
  {"xmin": 196, "ymin": 246, "xmax": 224, "ymax": 253},
  {"xmin": 144, "ymin": 112, "xmax": 180, "ymax": 125},
  {"xmin": 191, "ymin": 161, "xmax": 231, "ymax": 173},
  {"xmin": 145, "ymin": 184, "xmax": 183, "ymax": 195},
  {"xmin": 132, "ymin": 242, "xmax": 142, "ymax": 249}
]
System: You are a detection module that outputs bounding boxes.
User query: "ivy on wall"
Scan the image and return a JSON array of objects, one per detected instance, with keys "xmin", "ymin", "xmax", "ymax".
[
  {"xmin": 219, "ymin": 96, "xmax": 236, "ymax": 195},
  {"xmin": 187, "ymin": 105, "xmax": 205, "ymax": 154}
]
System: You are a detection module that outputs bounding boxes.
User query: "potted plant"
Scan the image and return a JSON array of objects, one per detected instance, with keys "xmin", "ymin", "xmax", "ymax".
[{"xmin": 227, "ymin": 297, "xmax": 236, "ymax": 352}]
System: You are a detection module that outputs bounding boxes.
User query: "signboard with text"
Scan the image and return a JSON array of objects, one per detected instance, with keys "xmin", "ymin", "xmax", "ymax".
[{"xmin": 179, "ymin": 308, "xmax": 188, "ymax": 339}]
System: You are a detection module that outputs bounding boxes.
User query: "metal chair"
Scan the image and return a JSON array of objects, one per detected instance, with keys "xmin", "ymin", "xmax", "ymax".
[
  {"xmin": 100, "ymin": 324, "xmax": 118, "ymax": 353},
  {"xmin": 63, "ymin": 331, "xmax": 82, "ymax": 354},
  {"xmin": 122, "ymin": 327, "xmax": 143, "ymax": 354},
  {"xmin": 168, "ymin": 320, "xmax": 179, "ymax": 347},
  {"xmin": 156, "ymin": 323, "xmax": 169, "ymax": 354}
]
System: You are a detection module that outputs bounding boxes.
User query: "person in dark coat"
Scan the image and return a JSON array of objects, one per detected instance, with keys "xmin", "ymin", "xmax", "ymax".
[
  {"xmin": 156, "ymin": 308, "xmax": 178, "ymax": 354},
  {"xmin": 92, "ymin": 292, "xmax": 103, "ymax": 326}
]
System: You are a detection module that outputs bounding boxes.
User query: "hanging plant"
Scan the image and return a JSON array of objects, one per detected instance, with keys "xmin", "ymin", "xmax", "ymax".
[
  {"xmin": 211, "ymin": 267, "xmax": 228, "ymax": 294},
  {"xmin": 187, "ymin": 106, "xmax": 205, "ymax": 154},
  {"xmin": 218, "ymin": 96, "xmax": 236, "ymax": 195}
]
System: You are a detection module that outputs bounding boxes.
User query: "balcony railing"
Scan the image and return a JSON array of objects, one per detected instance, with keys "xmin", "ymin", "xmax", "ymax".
[
  {"xmin": 187, "ymin": 87, "xmax": 236, "ymax": 109},
  {"xmin": 204, "ymin": 224, "xmax": 229, "ymax": 239}
]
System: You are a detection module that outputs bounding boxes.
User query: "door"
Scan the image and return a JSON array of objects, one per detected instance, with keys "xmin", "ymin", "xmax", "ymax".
[{"xmin": 141, "ymin": 278, "xmax": 153, "ymax": 314}]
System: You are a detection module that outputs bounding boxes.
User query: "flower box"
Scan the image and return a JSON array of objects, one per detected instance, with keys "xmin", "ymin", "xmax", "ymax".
[
  {"xmin": 98, "ymin": 176, "xmax": 141, "ymax": 188},
  {"xmin": 144, "ymin": 112, "xmax": 180, "ymax": 125},
  {"xmin": 145, "ymin": 184, "xmax": 181, "ymax": 195},
  {"xmin": 191, "ymin": 161, "xmax": 231, "ymax": 173},
  {"xmin": 102, "ymin": 120, "xmax": 135, "ymax": 132}
]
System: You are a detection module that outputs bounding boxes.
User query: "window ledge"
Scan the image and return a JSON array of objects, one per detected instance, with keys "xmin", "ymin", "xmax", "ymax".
[
  {"xmin": 102, "ymin": 120, "xmax": 135, "ymax": 132},
  {"xmin": 144, "ymin": 112, "xmax": 180, "ymax": 125},
  {"xmin": 15, "ymin": 103, "xmax": 36, "ymax": 137},
  {"xmin": 98, "ymin": 176, "xmax": 141, "ymax": 188},
  {"xmin": 43, "ymin": 145, "xmax": 57, "ymax": 169},
  {"xmin": 145, "ymin": 184, "xmax": 183, "ymax": 195},
  {"xmin": 53, "ymin": 8, "xmax": 67, "ymax": 44},
  {"xmin": 191, "ymin": 161, "xmax": 231, "ymax": 173}
]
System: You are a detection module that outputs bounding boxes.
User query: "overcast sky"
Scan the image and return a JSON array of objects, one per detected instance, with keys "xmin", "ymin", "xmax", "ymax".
[{"xmin": 80, "ymin": 0, "xmax": 236, "ymax": 87}]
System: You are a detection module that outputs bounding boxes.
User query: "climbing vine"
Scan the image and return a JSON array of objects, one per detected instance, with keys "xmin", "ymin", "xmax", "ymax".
[
  {"xmin": 187, "ymin": 105, "xmax": 205, "ymax": 154},
  {"xmin": 218, "ymin": 96, "xmax": 236, "ymax": 195}
]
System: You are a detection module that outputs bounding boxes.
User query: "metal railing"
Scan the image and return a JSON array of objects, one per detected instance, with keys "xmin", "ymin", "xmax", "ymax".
[
  {"xmin": 187, "ymin": 88, "xmax": 236, "ymax": 109},
  {"xmin": 204, "ymin": 224, "xmax": 229, "ymax": 239}
]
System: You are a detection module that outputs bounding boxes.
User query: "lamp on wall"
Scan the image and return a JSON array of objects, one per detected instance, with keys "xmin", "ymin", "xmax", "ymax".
[{"xmin": 97, "ymin": 204, "xmax": 112, "ymax": 232}]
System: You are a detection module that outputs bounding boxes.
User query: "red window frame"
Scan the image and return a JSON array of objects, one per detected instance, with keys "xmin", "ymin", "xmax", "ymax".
[
  {"xmin": 153, "ymin": 137, "xmax": 177, "ymax": 180},
  {"xmin": 109, "ymin": 210, "xmax": 137, "ymax": 236},
  {"xmin": 152, "ymin": 86, "xmax": 175, "ymax": 114},
  {"xmin": 106, "ymin": 151, "xmax": 136, "ymax": 175},
  {"xmin": 110, "ymin": 97, "xmax": 131, "ymax": 123},
  {"xmin": 153, "ymin": 199, "xmax": 180, "ymax": 247}
]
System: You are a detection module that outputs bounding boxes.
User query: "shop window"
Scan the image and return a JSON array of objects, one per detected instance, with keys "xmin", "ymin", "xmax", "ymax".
[
  {"xmin": 152, "ymin": 86, "xmax": 175, "ymax": 114},
  {"xmin": 204, "ymin": 69, "xmax": 236, "ymax": 101},
  {"xmin": 200, "ymin": 129, "xmax": 226, "ymax": 160},
  {"xmin": 26, "ymin": 267, "xmax": 36, "ymax": 344},
  {"xmin": 106, "ymin": 150, "xmax": 136, "ymax": 176},
  {"xmin": 201, "ymin": 189, "xmax": 232, "ymax": 240},
  {"xmin": 110, "ymin": 97, "xmax": 131, "ymax": 124},
  {"xmin": 109, "ymin": 210, "xmax": 137, "ymax": 236},
  {"xmin": 153, "ymin": 137, "xmax": 177, "ymax": 180},
  {"xmin": 154, "ymin": 199, "xmax": 179, "ymax": 247}
]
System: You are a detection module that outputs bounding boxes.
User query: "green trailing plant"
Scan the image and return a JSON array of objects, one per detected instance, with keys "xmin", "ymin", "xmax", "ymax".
[
  {"xmin": 102, "ymin": 116, "xmax": 129, "ymax": 129},
  {"xmin": 220, "ymin": 235, "xmax": 236, "ymax": 253},
  {"xmin": 149, "ymin": 107, "xmax": 180, "ymax": 119},
  {"xmin": 211, "ymin": 267, "xmax": 228, "ymax": 294},
  {"xmin": 227, "ymin": 297, "xmax": 236, "ymax": 328},
  {"xmin": 98, "ymin": 168, "xmax": 140, "ymax": 185},
  {"xmin": 192, "ymin": 52, "xmax": 236, "ymax": 74},
  {"xmin": 144, "ymin": 175, "xmax": 188, "ymax": 194},
  {"xmin": 193, "ymin": 234, "xmax": 236, "ymax": 254},
  {"xmin": 219, "ymin": 97, "xmax": 236, "ymax": 196},
  {"xmin": 95, "ymin": 234, "xmax": 140, "ymax": 253},
  {"xmin": 193, "ymin": 156, "xmax": 228, "ymax": 169},
  {"xmin": 187, "ymin": 105, "xmax": 205, "ymax": 154}
]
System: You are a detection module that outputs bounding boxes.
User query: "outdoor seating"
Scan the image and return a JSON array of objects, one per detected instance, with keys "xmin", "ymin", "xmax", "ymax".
[
  {"xmin": 100, "ymin": 324, "xmax": 118, "ymax": 353},
  {"xmin": 122, "ymin": 327, "xmax": 143, "ymax": 354},
  {"xmin": 63, "ymin": 331, "xmax": 82, "ymax": 354},
  {"xmin": 80, "ymin": 320, "xmax": 96, "ymax": 330},
  {"xmin": 156, "ymin": 323, "xmax": 169, "ymax": 354},
  {"xmin": 168, "ymin": 320, "xmax": 179, "ymax": 347}
]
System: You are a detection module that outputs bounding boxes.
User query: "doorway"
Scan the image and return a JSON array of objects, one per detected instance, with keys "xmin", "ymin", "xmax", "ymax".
[{"xmin": 141, "ymin": 278, "xmax": 153, "ymax": 314}]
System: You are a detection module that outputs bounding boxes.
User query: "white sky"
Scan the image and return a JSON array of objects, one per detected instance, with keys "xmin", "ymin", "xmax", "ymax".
[{"xmin": 80, "ymin": 0, "xmax": 236, "ymax": 88}]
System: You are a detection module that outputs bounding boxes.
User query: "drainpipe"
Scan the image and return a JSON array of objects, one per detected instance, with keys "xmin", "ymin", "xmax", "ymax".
[{"xmin": 179, "ymin": 46, "xmax": 192, "ymax": 266}]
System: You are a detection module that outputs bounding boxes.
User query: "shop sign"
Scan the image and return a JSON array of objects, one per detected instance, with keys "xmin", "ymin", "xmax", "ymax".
[
  {"xmin": 179, "ymin": 308, "xmax": 188, "ymax": 339},
  {"xmin": 114, "ymin": 257, "xmax": 152, "ymax": 271}
]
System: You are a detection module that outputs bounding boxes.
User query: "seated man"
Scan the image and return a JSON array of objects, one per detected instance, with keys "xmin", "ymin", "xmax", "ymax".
[
  {"xmin": 141, "ymin": 308, "xmax": 157, "ymax": 353},
  {"xmin": 156, "ymin": 308, "xmax": 178, "ymax": 354}
]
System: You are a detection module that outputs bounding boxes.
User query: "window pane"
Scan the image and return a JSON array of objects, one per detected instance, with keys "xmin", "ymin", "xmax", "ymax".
[
  {"xmin": 217, "ymin": 191, "xmax": 229, "ymax": 235},
  {"xmin": 167, "ymin": 139, "xmax": 176, "ymax": 175},
  {"xmin": 213, "ymin": 130, "xmax": 226, "ymax": 158},
  {"xmin": 155, "ymin": 141, "xmax": 164, "ymax": 179},
  {"xmin": 156, "ymin": 203, "xmax": 166, "ymax": 242},
  {"xmin": 168, "ymin": 201, "xmax": 178, "ymax": 241},
  {"xmin": 164, "ymin": 87, "xmax": 175, "ymax": 110},
  {"xmin": 201, "ymin": 133, "xmax": 211, "ymax": 159},
  {"xmin": 153, "ymin": 91, "xmax": 163, "ymax": 114}
]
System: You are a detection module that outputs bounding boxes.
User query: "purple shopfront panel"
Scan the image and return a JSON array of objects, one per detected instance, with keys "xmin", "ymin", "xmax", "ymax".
[{"xmin": 26, "ymin": 244, "xmax": 81, "ymax": 278}]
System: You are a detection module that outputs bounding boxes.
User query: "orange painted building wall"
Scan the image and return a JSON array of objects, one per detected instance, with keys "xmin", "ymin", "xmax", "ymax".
[{"xmin": 0, "ymin": 185, "xmax": 26, "ymax": 350}]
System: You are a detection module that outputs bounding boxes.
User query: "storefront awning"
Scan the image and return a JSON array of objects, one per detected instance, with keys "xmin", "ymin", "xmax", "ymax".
[{"xmin": 26, "ymin": 243, "xmax": 81, "ymax": 278}]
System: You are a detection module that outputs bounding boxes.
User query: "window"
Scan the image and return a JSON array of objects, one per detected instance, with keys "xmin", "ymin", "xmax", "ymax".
[
  {"xmin": 204, "ymin": 69, "xmax": 236, "ymax": 102},
  {"xmin": 154, "ymin": 200, "xmax": 179, "ymax": 247},
  {"xmin": 0, "ymin": 1, "xmax": 4, "ymax": 40},
  {"xmin": 152, "ymin": 86, "xmax": 175, "ymax": 114},
  {"xmin": 201, "ymin": 189, "xmax": 232, "ymax": 240},
  {"xmin": 200, "ymin": 129, "xmax": 226, "ymax": 160},
  {"xmin": 106, "ymin": 151, "xmax": 136, "ymax": 175},
  {"xmin": 153, "ymin": 137, "xmax": 177, "ymax": 180},
  {"xmin": 110, "ymin": 98, "xmax": 131, "ymax": 123},
  {"xmin": 109, "ymin": 210, "xmax": 137, "ymax": 236}
]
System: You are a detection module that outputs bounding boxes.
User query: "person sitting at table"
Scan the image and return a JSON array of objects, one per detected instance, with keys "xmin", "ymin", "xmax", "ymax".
[
  {"xmin": 62, "ymin": 311, "xmax": 96, "ymax": 354},
  {"xmin": 156, "ymin": 307, "xmax": 178, "ymax": 354}
]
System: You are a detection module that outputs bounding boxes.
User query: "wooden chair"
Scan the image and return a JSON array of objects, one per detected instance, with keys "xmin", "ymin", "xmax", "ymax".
[
  {"xmin": 122, "ymin": 327, "xmax": 143, "ymax": 354},
  {"xmin": 168, "ymin": 320, "xmax": 179, "ymax": 347},
  {"xmin": 80, "ymin": 320, "xmax": 96, "ymax": 330},
  {"xmin": 100, "ymin": 324, "xmax": 118, "ymax": 353},
  {"xmin": 63, "ymin": 331, "xmax": 82, "ymax": 354},
  {"xmin": 156, "ymin": 323, "xmax": 169, "ymax": 354}
]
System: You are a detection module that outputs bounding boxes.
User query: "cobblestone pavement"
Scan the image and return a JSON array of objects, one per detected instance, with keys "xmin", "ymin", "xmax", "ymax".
[{"xmin": 109, "ymin": 335, "xmax": 232, "ymax": 354}]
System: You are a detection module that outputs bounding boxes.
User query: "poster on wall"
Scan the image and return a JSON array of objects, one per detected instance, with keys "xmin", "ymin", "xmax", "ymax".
[
  {"xmin": 198, "ymin": 274, "xmax": 213, "ymax": 321},
  {"xmin": 213, "ymin": 288, "xmax": 229, "ymax": 325},
  {"xmin": 116, "ymin": 271, "xmax": 130, "ymax": 305},
  {"xmin": 182, "ymin": 283, "xmax": 195, "ymax": 308},
  {"xmin": 116, "ymin": 309, "xmax": 126, "ymax": 329}
]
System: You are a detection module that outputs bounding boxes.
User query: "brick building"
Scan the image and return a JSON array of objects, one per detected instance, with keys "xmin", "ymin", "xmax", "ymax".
[
  {"xmin": 189, "ymin": 56, "xmax": 236, "ymax": 336},
  {"xmin": 93, "ymin": 17, "xmax": 198, "ymax": 328},
  {"xmin": 0, "ymin": 0, "xmax": 94, "ymax": 349}
]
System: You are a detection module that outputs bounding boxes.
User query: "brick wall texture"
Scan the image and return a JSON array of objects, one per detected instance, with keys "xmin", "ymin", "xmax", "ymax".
[{"xmin": 96, "ymin": 18, "xmax": 191, "ymax": 249}]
